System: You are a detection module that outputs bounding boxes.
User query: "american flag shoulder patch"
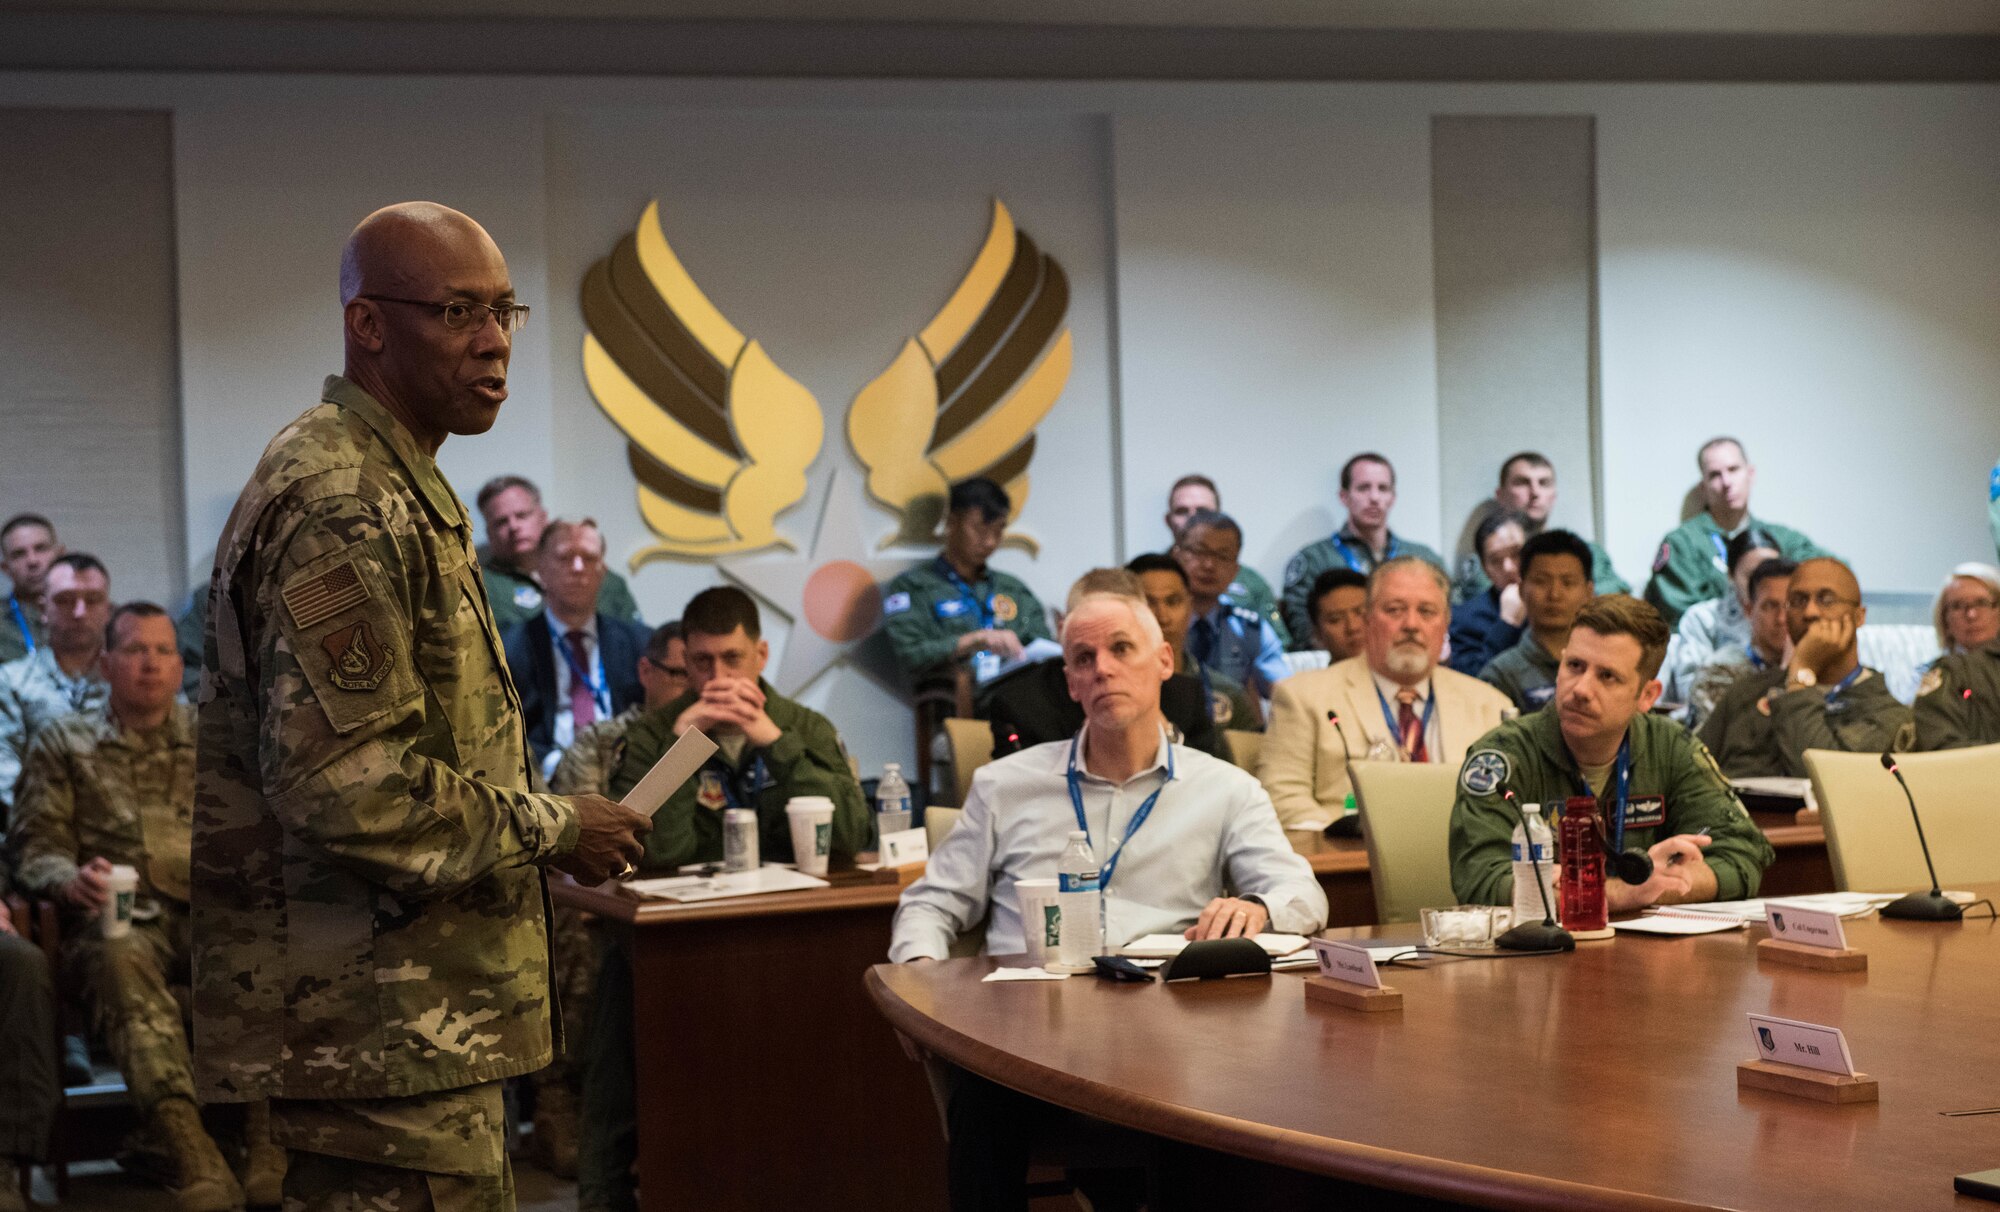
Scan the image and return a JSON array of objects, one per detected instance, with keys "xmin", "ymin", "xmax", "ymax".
[{"xmin": 283, "ymin": 560, "xmax": 371, "ymax": 630}]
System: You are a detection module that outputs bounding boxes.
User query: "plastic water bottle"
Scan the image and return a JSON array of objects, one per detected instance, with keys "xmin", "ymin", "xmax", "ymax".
[
  {"xmin": 1052, "ymin": 830, "xmax": 1103, "ymax": 972},
  {"xmin": 875, "ymin": 763, "xmax": 912, "ymax": 842},
  {"xmin": 1510, "ymin": 803, "xmax": 1557, "ymax": 927}
]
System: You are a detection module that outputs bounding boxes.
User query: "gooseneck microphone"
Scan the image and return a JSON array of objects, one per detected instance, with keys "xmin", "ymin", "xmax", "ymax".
[
  {"xmin": 1495, "ymin": 789, "xmax": 1576, "ymax": 953},
  {"xmin": 1323, "ymin": 710, "xmax": 1364, "ymax": 839},
  {"xmin": 1877, "ymin": 752, "xmax": 1963, "ymax": 922},
  {"xmin": 1592, "ymin": 818, "xmax": 1655, "ymax": 888}
]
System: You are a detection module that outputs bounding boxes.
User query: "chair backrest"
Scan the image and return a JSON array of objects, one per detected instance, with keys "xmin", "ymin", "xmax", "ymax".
[
  {"xmin": 925, "ymin": 806, "xmax": 964, "ymax": 854},
  {"xmin": 1350, "ymin": 762, "xmax": 1465, "ymax": 924},
  {"xmin": 1804, "ymin": 744, "xmax": 2000, "ymax": 892},
  {"xmin": 1222, "ymin": 729, "xmax": 1263, "ymax": 772},
  {"xmin": 1283, "ymin": 649, "xmax": 1332, "ymax": 677},
  {"xmin": 940, "ymin": 717, "xmax": 994, "ymax": 807},
  {"xmin": 1855, "ymin": 623, "xmax": 1943, "ymax": 705}
]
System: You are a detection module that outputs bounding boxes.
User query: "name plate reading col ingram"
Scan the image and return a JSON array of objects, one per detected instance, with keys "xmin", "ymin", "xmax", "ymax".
[{"xmin": 1766, "ymin": 902, "xmax": 1849, "ymax": 951}]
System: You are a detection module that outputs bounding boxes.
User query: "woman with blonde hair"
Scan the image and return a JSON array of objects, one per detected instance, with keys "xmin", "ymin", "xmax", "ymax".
[{"xmin": 1932, "ymin": 563, "xmax": 2000, "ymax": 655}]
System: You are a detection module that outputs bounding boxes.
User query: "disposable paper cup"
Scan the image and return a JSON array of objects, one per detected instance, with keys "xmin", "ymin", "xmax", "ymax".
[
  {"xmin": 102, "ymin": 864, "xmax": 139, "ymax": 939},
  {"xmin": 1014, "ymin": 879, "xmax": 1061, "ymax": 965},
  {"xmin": 785, "ymin": 796, "xmax": 836, "ymax": 877}
]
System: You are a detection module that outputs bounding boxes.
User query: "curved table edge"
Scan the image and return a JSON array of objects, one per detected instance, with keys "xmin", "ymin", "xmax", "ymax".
[{"xmin": 865, "ymin": 965, "xmax": 1726, "ymax": 1212}]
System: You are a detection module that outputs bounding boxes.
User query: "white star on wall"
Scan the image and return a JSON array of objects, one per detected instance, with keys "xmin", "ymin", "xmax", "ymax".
[{"xmin": 720, "ymin": 470, "xmax": 918, "ymax": 696}]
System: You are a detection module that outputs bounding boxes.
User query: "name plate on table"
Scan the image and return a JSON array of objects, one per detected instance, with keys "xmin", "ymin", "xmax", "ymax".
[
  {"xmin": 1748, "ymin": 1013, "xmax": 1857, "ymax": 1076},
  {"xmin": 1310, "ymin": 940, "xmax": 1381, "ymax": 988},
  {"xmin": 879, "ymin": 827, "xmax": 929, "ymax": 868},
  {"xmin": 1766, "ymin": 902, "xmax": 1848, "ymax": 950}
]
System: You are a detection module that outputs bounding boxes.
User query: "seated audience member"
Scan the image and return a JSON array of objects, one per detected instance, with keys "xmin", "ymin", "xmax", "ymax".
[
  {"xmin": 0, "ymin": 866, "xmax": 57, "ymax": 1212},
  {"xmin": 502, "ymin": 519, "xmax": 651, "ymax": 777},
  {"xmin": 1162, "ymin": 474, "xmax": 1288, "ymax": 645},
  {"xmin": 1664, "ymin": 528, "xmax": 1780, "ymax": 705},
  {"xmin": 1699, "ymin": 559, "xmax": 1911, "ymax": 778},
  {"xmin": 1307, "ymin": 568, "xmax": 1369, "ymax": 662},
  {"xmin": 986, "ymin": 570, "xmax": 1227, "ymax": 761},
  {"xmin": 534, "ymin": 621, "xmax": 684, "ymax": 1179},
  {"xmin": 9, "ymin": 603, "xmax": 284, "ymax": 1211},
  {"xmin": 0, "ymin": 513, "xmax": 62, "ymax": 664},
  {"xmin": 1451, "ymin": 453, "xmax": 1627, "ymax": 602},
  {"xmin": 1260, "ymin": 557, "xmax": 1513, "ymax": 829},
  {"xmin": 1478, "ymin": 530, "xmax": 1595, "ymax": 714},
  {"xmin": 1449, "ymin": 595, "xmax": 1774, "ymax": 909},
  {"xmin": 1281, "ymin": 453, "xmax": 1446, "ymax": 644},
  {"xmin": 1932, "ymin": 563, "xmax": 2000, "ymax": 658},
  {"xmin": 476, "ymin": 474, "xmax": 642, "ymax": 632},
  {"xmin": 1913, "ymin": 562, "xmax": 2000, "ymax": 749},
  {"xmin": 883, "ymin": 477, "xmax": 1052, "ymax": 692},
  {"xmin": 586, "ymin": 589, "xmax": 867, "ymax": 1212},
  {"xmin": 1644, "ymin": 437, "xmax": 1830, "ymax": 625},
  {"xmin": 890, "ymin": 584, "xmax": 1325, "ymax": 1208},
  {"xmin": 1683, "ymin": 559, "xmax": 1795, "ymax": 729},
  {"xmin": 1446, "ymin": 510, "xmax": 1529, "ymax": 676},
  {"xmin": 1174, "ymin": 510, "xmax": 1290, "ymax": 696},
  {"xmin": 1128, "ymin": 553, "xmax": 1260, "ymax": 731},
  {"xmin": 0, "ymin": 554, "xmax": 113, "ymax": 813}
]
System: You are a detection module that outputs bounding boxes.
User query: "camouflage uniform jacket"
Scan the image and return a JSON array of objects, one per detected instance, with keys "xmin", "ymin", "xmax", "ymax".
[
  {"xmin": 548, "ymin": 705, "xmax": 644, "ymax": 798},
  {"xmin": 0, "ymin": 646, "xmax": 111, "ymax": 814},
  {"xmin": 11, "ymin": 700, "xmax": 195, "ymax": 918},
  {"xmin": 192, "ymin": 375, "xmax": 579, "ymax": 1104},
  {"xmin": 0, "ymin": 591, "xmax": 45, "ymax": 665}
]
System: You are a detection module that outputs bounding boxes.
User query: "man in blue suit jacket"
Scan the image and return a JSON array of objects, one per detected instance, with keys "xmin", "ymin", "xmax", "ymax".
[{"xmin": 500, "ymin": 519, "xmax": 650, "ymax": 777}]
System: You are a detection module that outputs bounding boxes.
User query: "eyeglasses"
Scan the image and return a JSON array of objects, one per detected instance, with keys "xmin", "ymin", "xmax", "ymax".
[
  {"xmin": 360, "ymin": 295, "xmax": 531, "ymax": 334},
  {"xmin": 1174, "ymin": 543, "xmax": 1237, "ymax": 565},
  {"xmin": 1944, "ymin": 599, "xmax": 1998, "ymax": 618},
  {"xmin": 643, "ymin": 656, "xmax": 687, "ymax": 679},
  {"xmin": 1785, "ymin": 590, "xmax": 1860, "ymax": 612}
]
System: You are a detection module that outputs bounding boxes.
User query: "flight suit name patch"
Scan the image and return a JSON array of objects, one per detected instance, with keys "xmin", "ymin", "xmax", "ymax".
[{"xmin": 1624, "ymin": 796, "xmax": 1667, "ymax": 830}]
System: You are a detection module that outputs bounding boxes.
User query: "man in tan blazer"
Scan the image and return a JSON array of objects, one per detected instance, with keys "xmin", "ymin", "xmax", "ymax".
[{"xmin": 1260, "ymin": 557, "xmax": 1515, "ymax": 829}]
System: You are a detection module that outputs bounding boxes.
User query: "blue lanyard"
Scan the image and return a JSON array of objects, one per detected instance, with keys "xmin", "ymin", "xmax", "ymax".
[
  {"xmin": 556, "ymin": 630, "xmax": 611, "ymax": 717},
  {"xmin": 1373, "ymin": 680, "xmax": 1436, "ymax": 760},
  {"xmin": 716, "ymin": 753, "xmax": 769, "ymax": 809},
  {"xmin": 7, "ymin": 597, "xmax": 33, "ymax": 656},
  {"xmin": 1064, "ymin": 730, "xmax": 1175, "ymax": 889},
  {"xmin": 1566, "ymin": 735, "xmax": 1634, "ymax": 852},
  {"xmin": 1826, "ymin": 667, "xmax": 1864, "ymax": 697},
  {"xmin": 936, "ymin": 558, "xmax": 996, "ymax": 629},
  {"xmin": 1708, "ymin": 531, "xmax": 1729, "ymax": 570},
  {"xmin": 1746, "ymin": 644, "xmax": 1767, "ymax": 671},
  {"xmin": 1332, "ymin": 531, "xmax": 1400, "ymax": 574}
]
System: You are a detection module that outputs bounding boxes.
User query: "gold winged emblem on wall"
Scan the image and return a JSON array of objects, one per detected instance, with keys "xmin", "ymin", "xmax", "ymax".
[{"xmin": 581, "ymin": 200, "xmax": 1070, "ymax": 565}]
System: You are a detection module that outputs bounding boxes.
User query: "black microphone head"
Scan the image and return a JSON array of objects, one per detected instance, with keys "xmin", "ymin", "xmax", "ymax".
[
  {"xmin": 1610, "ymin": 848, "xmax": 1654, "ymax": 887},
  {"xmin": 1879, "ymin": 751, "xmax": 1897, "ymax": 772}
]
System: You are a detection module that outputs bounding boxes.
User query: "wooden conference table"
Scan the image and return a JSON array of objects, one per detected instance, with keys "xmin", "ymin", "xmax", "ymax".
[
  {"xmin": 560, "ymin": 813, "xmax": 1834, "ymax": 1211},
  {"xmin": 869, "ymin": 884, "xmax": 2000, "ymax": 1211}
]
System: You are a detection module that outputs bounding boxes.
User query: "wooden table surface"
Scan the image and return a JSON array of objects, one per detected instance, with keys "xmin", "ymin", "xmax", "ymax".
[{"xmin": 869, "ymin": 886, "xmax": 2000, "ymax": 1212}]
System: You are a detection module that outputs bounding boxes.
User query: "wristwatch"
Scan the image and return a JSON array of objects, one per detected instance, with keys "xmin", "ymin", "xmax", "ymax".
[{"xmin": 1789, "ymin": 667, "xmax": 1818, "ymax": 689}]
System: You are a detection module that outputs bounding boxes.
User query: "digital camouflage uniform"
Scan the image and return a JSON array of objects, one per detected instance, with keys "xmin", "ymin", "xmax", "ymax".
[
  {"xmin": 1912, "ymin": 641, "xmax": 2000, "ymax": 751},
  {"xmin": 0, "ymin": 592, "xmax": 44, "ymax": 666},
  {"xmin": 1477, "ymin": 632, "xmax": 1561, "ymax": 715},
  {"xmin": 194, "ymin": 376, "xmax": 580, "ymax": 1212},
  {"xmin": 881, "ymin": 556, "xmax": 1051, "ymax": 685},
  {"xmin": 1280, "ymin": 526, "xmax": 1446, "ymax": 647},
  {"xmin": 1448, "ymin": 707, "xmax": 1775, "ymax": 906},
  {"xmin": 1698, "ymin": 666, "xmax": 1912, "ymax": 779},
  {"xmin": 1642, "ymin": 512, "xmax": 1830, "ymax": 626},
  {"xmin": 0, "ymin": 646, "xmax": 109, "ymax": 814},
  {"xmin": 10, "ymin": 702, "xmax": 199, "ymax": 1115},
  {"xmin": 478, "ymin": 552, "xmax": 641, "ymax": 636}
]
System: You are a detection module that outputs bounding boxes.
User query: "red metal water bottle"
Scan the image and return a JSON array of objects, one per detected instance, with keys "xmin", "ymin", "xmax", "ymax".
[{"xmin": 1558, "ymin": 796, "xmax": 1611, "ymax": 936}]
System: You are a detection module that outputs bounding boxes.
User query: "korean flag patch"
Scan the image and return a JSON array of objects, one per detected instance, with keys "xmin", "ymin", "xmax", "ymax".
[
  {"xmin": 1459, "ymin": 750, "xmax": 1511, "ymax": 797},
  {"xmin": 883, "ymin": 592, "xmax": 912, "ymax": 616}
]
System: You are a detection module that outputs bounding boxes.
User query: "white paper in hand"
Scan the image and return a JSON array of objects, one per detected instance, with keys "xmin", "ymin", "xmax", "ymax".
[{"xmin": 620, "ymin": 728, "xmax": 719, "ymax": 818}]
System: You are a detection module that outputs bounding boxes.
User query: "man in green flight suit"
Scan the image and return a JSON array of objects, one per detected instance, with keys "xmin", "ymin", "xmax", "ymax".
[
  {"xmin": 1643, "ymin": 438, "xmax": 1831, "ymax": 626},
  {"xmin": 475, "ymin": 475, "xmax": 642, "ymax": 632},
  {"xmin": 1163, "ymin": 474, "xmax": 1290, "ymax": 647},
  {"xmin": 882, "ymin": 477, "xmax": 1052, "ymax": 693},
  {"xmin": 1450, "ymin": 594, "xmax": 1774, "ymax": 910},
  {"xmin": 1450, "ymin": 453, "xmax": 1628, "ymax": 604},
  {"xmin": 582, "ymin": 586, "xmax": 867, "ymax": 1212},
  {"xmin": 1699, "ymin": 558, "xmax": 1911, "ymax": 777},
  {"xmin": 1280, "ymin": 452, "xmax": 1446, "ymax": 646}
]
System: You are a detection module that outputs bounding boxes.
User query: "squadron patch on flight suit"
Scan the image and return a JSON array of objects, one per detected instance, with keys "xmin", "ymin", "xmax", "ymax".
[
  {"xmin": 990, "ymin": 594, "xmax": 1018, "ymax": 623},
  {"xmin": 1918, "ymin": 665, "xmax": 1945, "ymax": 699},
  {"xmin": 696, "ymin": 770, "xmax": 729, "ymax": 811},
  {"xmin": 1460, "ymin": 750, "xmax": 1511, "ymax": 796}
]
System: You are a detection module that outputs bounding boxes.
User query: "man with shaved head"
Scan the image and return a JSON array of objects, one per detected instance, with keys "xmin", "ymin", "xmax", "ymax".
[
  {"xmin": 1699, "ymin": 557, "xmax": 1912, "ymax": 777},
  {"xmin": 194, "ymin": 202, "xmax": 652, "ymax": 1212}
]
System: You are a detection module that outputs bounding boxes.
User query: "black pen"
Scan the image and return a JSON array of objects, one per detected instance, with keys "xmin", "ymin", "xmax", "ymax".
[{"xmin": 1666, "ymin": 827, "xmax": 1711, "ymax": 867}]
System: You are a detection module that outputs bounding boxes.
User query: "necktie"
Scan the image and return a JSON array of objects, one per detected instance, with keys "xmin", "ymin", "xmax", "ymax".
[
  {"xmin": 1396, "ymin": 687, "xmax": 1428, "ymax": 763},
  {"xmin": 566, "ymin": 630, "xmax": 597, "ymax": 727},
  {"xmin": 1188, "ymin": 617, "xmax": 1217, "ymax": 668}
]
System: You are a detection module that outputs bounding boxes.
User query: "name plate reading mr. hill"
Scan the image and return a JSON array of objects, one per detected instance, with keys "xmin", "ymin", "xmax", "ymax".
[{"xmin": 1738, "ymin": 1012, "xmax": 1877, "ymax": 1104}]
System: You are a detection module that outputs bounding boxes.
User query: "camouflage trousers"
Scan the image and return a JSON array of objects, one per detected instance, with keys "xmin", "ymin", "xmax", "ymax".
[
  {"xmin": 273, "ymin": 1081, "xmax": 513, "ymax": 1212},
  {"xmin": 62, "ymin": 904, "xmax": 197, "ymax": 1115}
]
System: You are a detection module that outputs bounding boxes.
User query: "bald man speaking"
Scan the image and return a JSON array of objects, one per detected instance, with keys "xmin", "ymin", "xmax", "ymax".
[{"xmin": 193, "ymin": 203, "xmax": 650, "ymax": 1212}]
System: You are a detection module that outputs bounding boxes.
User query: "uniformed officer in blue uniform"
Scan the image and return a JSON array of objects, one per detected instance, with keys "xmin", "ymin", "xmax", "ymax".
[{"xmin": 1174, "ymin": 510, "xmax": 1290, "ymax": 696}]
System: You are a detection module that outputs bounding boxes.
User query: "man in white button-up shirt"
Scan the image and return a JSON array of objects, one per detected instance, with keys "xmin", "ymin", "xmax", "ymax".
[{"xmin": 890, "ymin": 587, "xmax": 1326, "ymax": 961}]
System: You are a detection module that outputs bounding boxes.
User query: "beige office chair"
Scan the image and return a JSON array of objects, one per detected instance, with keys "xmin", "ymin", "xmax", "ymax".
[
  {"xmin": 940, "ymin": 717, "xmax": 994, "ymax": 807},
  {"xmin": 1804, "ymin": 744, "xmax": 2000, "ymax": 892},
  {"xmin": 1350, "ymin": 762, "xmax": 1464, "ymax": 925},
  {"xmin": 1222, "ymin": 728, "xmax": 1263, "ymax": 772},
  {"xmin": 924, "ymin": 806, "xmax": 963, "ymax": 854}
]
